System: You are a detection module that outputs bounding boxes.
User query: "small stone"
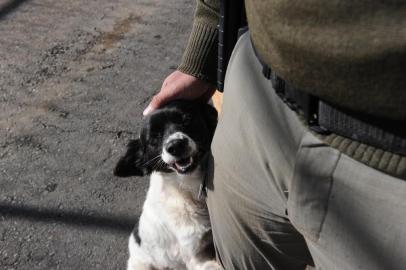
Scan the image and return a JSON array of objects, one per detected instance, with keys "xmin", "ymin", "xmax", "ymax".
[{"xmin": 45, "ymin": 183, "xmax": 57, "ymax": 192}]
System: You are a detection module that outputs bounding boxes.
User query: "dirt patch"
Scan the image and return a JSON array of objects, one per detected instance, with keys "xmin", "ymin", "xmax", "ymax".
[{"xmin": 100, "ymin": 14, "xmax": 142, "ymax": 49}]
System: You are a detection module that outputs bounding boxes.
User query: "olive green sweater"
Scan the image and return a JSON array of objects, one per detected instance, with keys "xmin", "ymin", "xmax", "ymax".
[
  {"xmin": 178, "ymin": 0, "xmax": 406, "ymax": 178},
  {"xmin": 179, "ymin": 0, "xmax": 406, "ymax": 121}
]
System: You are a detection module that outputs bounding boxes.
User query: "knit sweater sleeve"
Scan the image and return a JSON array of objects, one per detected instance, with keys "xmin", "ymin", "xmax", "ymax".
[{"xmin": 177, "ymin": 0, "xmax": 220, "ymax": 85}]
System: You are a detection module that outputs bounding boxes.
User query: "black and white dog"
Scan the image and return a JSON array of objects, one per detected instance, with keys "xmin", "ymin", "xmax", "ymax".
[{"xmin": 114, "ymin": 100, "xmax": 221, "ymax": 270}]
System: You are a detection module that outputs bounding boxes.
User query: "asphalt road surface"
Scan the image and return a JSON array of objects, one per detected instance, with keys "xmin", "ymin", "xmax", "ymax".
[{"xmin": 0, "ymin": 0, "xmax": 195, "ymax": 269}]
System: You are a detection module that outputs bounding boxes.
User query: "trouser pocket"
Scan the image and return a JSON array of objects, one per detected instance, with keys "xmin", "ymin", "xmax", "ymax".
[{"xmin": 287, "ymin": 132, "xmax": 340, "ymax": 243}]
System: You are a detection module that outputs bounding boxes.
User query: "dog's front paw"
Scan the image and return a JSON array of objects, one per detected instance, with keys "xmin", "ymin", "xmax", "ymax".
[
  {"xmin": 188, "ymin": 260, "xmax": 223, "ymax": 270},
  {"xmin": 127, "ymin": 263, "xmax": 154, "ymax": 270},
  {"xmin": 196, "ymin": 260, "xmax": 223, "ymax": 270}
]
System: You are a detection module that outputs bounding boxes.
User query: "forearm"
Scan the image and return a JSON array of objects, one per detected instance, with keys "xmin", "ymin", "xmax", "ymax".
[{"xmin": 178, "ymin": 0, "xmax": 220, "ymax": 85}]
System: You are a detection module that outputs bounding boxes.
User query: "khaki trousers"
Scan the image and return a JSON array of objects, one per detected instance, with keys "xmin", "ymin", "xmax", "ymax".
[{"xmin": 207, "ymin": 33, "xmax": 406, "ymax": 270}]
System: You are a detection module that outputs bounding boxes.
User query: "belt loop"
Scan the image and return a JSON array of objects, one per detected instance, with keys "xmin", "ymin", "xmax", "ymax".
[{"xmin": 306, "ymin": 96, "xmax": 330, "ymax": 135}]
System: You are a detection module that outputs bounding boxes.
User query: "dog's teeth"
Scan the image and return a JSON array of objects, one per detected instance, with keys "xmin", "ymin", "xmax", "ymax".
[{"xmin": 174, "ymin": 157, "xmax": 193, "ymax": 172}]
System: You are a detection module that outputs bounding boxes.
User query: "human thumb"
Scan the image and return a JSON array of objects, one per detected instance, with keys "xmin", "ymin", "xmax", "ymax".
[
  {"xmin": 143, "ymin": 94, "xmax": 164, "ymax": 116},
  {"xmin": 142, "ymin": 105, "xmax": 153, "ymax": 116}
]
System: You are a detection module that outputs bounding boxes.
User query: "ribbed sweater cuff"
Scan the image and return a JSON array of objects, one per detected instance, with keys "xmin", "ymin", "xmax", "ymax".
[{"xmin": 178, "ymin": 22, "xmax": 218, "ymax": 85}]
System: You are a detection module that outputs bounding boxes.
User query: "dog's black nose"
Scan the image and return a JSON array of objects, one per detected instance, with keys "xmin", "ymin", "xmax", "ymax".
[{"xmin": 166, "ymin": 138, "xmax": 188, "ymax": 156}]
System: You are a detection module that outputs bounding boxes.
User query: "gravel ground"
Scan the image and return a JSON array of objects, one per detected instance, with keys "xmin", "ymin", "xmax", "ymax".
[{"xmin": 0, "ymin": 0, "xmax": 194, "ymax": 269}]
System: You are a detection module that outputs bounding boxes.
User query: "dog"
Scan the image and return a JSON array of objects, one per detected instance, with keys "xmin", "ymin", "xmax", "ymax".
[{"xmin": 114, "ymin": 100, "xmax": 221, "ymax": 270}]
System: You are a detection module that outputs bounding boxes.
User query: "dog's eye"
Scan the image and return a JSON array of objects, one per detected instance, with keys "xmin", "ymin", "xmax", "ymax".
[
  {"xmin": 182, "ymin": 114, "xmax": 192, "ymax": 125},
  {"xmin": 171, "ymin": 113, "xmax": 192, "ymax": 126},
  {"xmin": 147, "ymin": 132, "xmax": 162, "ymax": 145}
]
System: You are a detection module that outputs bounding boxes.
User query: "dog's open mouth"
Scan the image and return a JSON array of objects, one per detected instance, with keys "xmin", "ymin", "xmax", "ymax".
[
  {"xmin": 171, "ymin": 156, "xmax": 194, "ymax": 174},
  {"xmin": 163, "ymin": 156, "xmax": 195, "ymax": 174}
]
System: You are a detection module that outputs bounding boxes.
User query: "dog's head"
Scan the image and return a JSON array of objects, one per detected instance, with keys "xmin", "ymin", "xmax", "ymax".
[{"xmin": 114, "ymin": 100, "xmax": 217, "ymax": 177}]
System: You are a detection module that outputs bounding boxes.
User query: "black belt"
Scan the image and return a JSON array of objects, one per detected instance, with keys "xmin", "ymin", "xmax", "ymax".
[{"xmin": 254, "ymin": 45, "xmax": 406, "ymax": 156}]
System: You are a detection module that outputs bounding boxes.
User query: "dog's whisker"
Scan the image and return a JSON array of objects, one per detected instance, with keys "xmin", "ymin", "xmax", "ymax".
[
  {"xmin": 157, "ymin": 160, "xmax": 166, "ymax": 170},
  {"xmin": 151, "ymin": 159, "xmax": 164, "ymax": 171},
  {"xmin": 138, "ymin": 155, "xmax": 161, "ymax": 167}
]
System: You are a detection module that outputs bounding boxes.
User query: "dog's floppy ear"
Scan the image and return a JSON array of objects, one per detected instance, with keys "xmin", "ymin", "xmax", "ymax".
[
  {"xmin": 114, "ymin": 139, "xmax": 148, "ymax": 177},
  {"xmin": 201, "ymin": 103, "xmax": 218, "ymax": 139}
]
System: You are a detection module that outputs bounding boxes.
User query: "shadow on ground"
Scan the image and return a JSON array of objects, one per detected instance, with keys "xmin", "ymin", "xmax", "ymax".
[
  {"xmin": 0, "ymin": 203, "xmax": 136, "ymax": 234},
  {"xmin": 0, "ymin": 0, "xmax": 31, "ymax": 20}
]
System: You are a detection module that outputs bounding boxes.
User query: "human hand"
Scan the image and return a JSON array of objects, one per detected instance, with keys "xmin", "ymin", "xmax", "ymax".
[{"xmin": 143, "ymin": 70, "xmax": 216, "ymax": 115}]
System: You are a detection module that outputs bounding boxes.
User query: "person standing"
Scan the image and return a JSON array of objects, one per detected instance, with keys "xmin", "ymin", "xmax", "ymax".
[{"xmin": 144, "ymin": 1, "xmax": 406, "ymax": 269}]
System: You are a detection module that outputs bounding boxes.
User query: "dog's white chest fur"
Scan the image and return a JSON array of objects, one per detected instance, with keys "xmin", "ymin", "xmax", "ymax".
[{"xmin": 128, "ymin": 172, "xmax": 219, "ymax": 270}]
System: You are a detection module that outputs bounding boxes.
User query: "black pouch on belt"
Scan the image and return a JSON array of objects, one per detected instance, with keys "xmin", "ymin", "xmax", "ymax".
[{"xmin": 217, "ymin": 0, "xmax": 247, "ymax": 92}]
